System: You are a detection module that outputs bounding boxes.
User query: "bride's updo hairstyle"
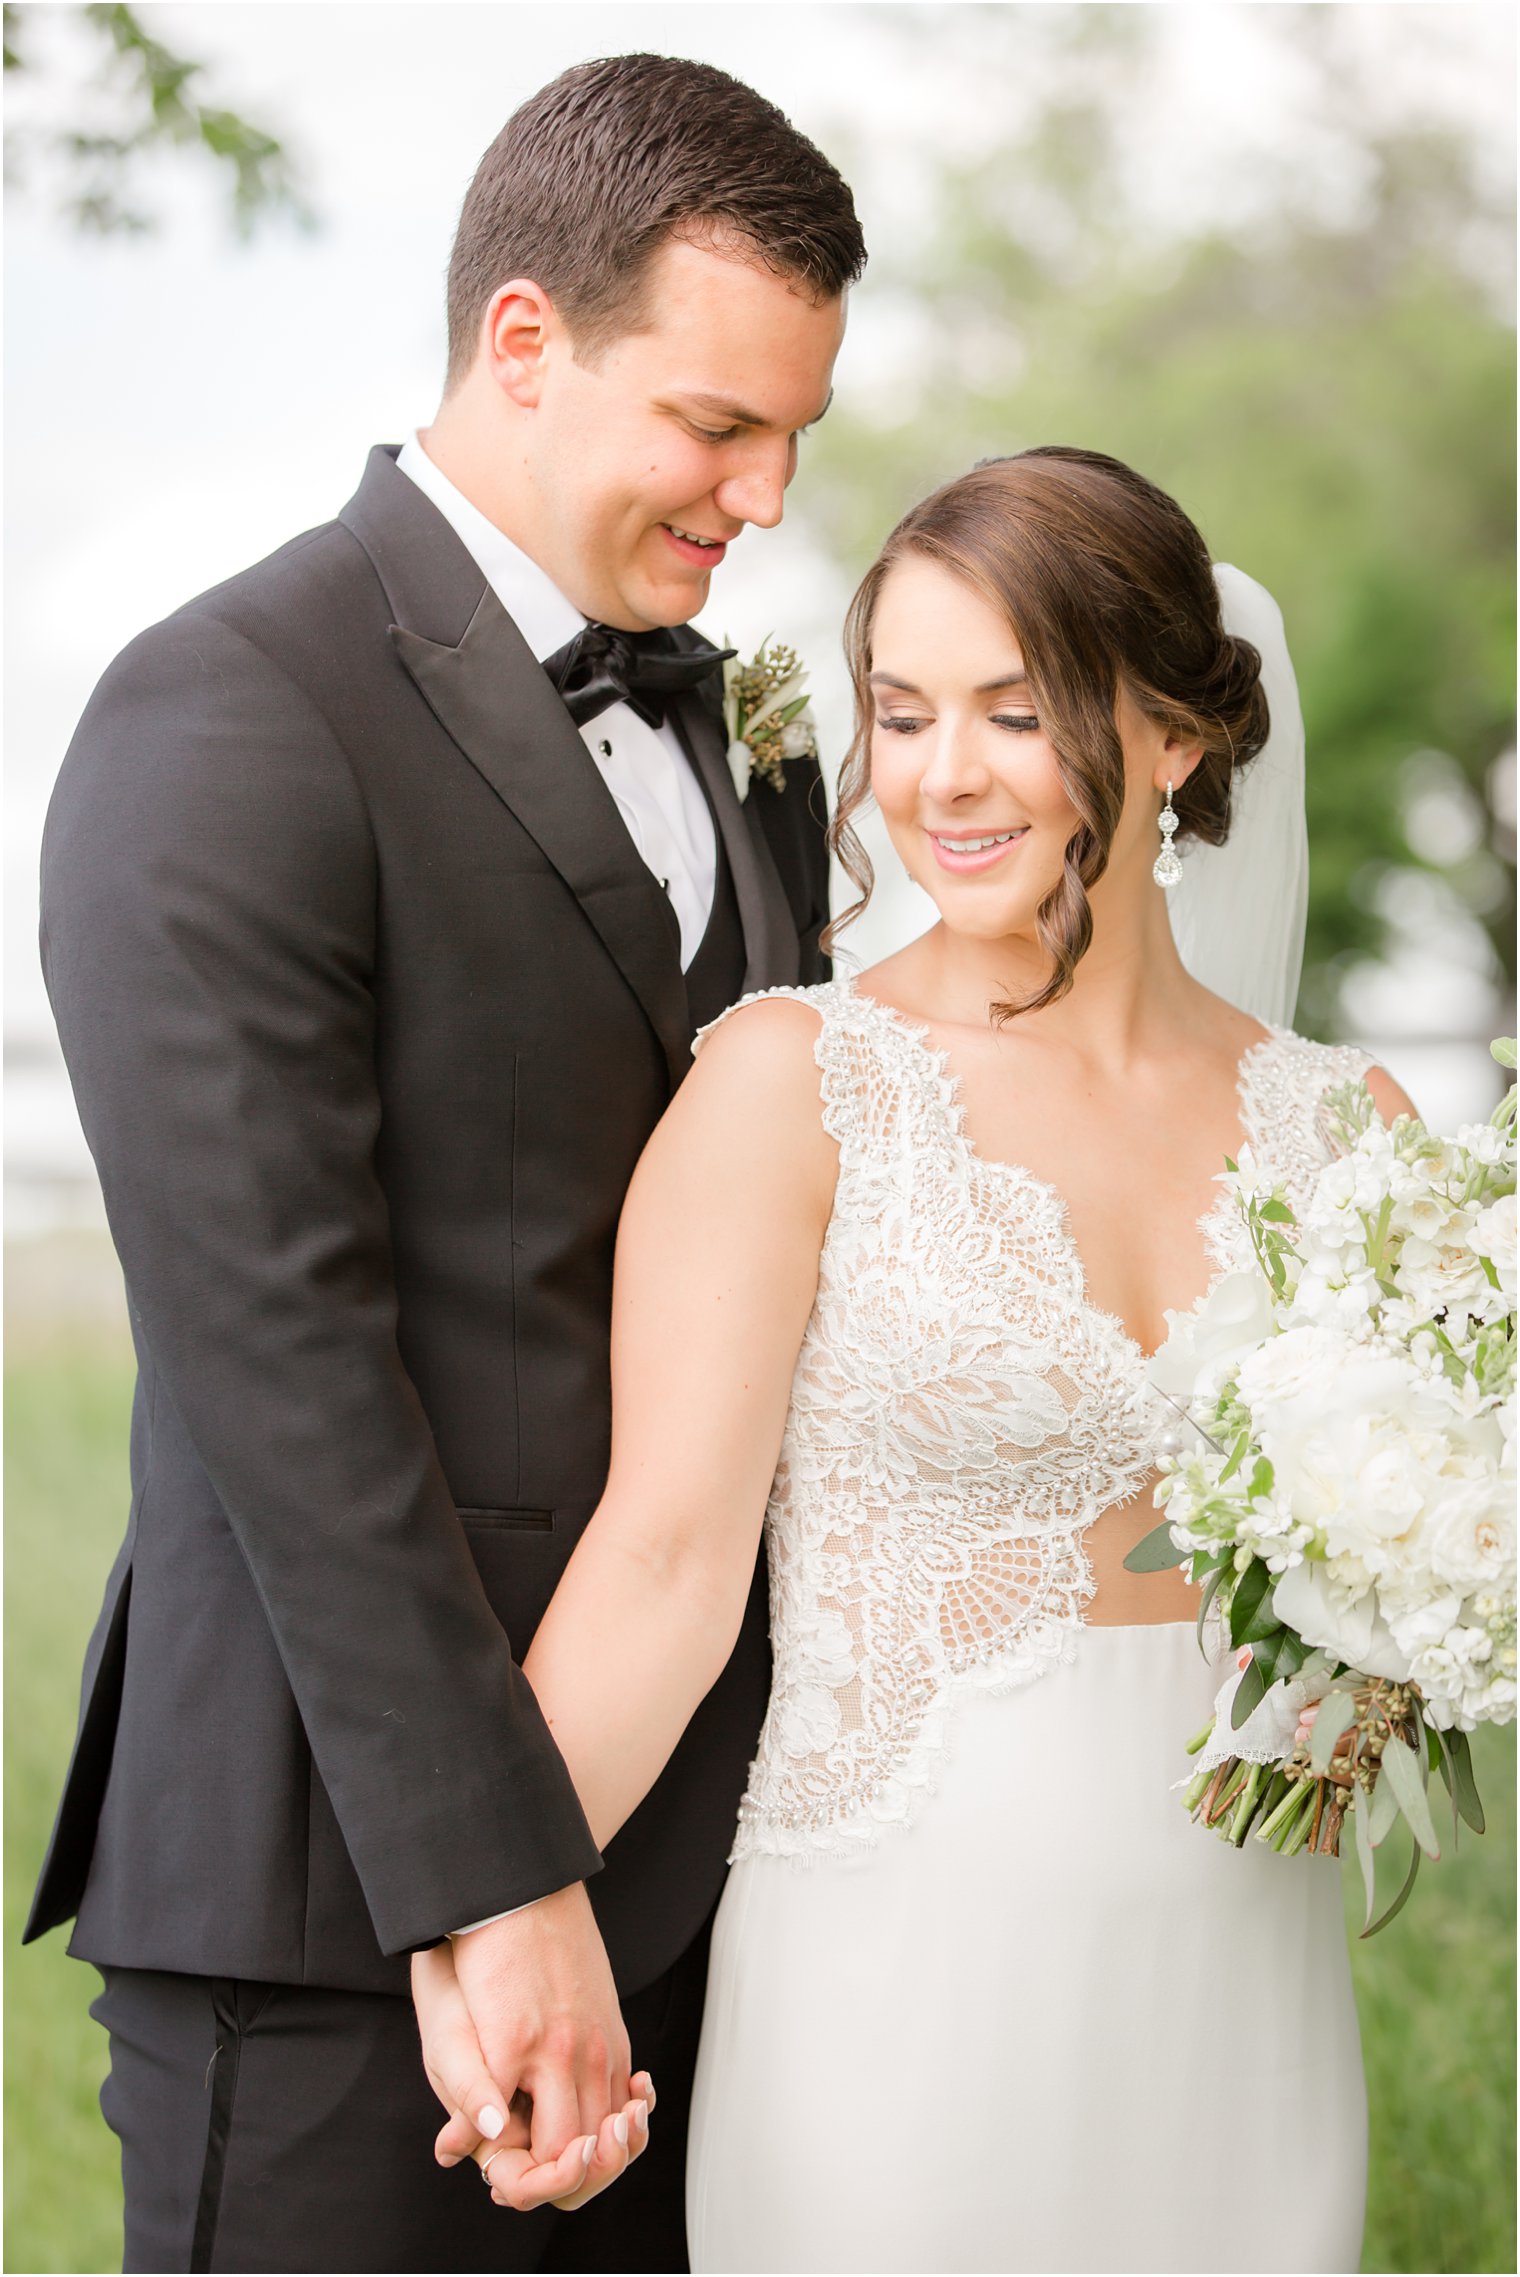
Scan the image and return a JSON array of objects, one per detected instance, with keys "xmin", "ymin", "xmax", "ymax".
[{"xmin": 830, "ymin": 446, "xmax": 1270, "ymax": 1015}]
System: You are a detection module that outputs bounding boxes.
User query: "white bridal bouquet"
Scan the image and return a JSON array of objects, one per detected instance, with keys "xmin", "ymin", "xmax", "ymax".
[{"xmin": 1129, "ymin": 1042, "xmax": 1516, "ymax": 1934}]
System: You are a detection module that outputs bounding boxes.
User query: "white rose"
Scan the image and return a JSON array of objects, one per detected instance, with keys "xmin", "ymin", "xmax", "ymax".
[
  {"xmin": 1236, "ymin": 1321, "xmax": 1350, "ymax": 1408},
  {"xmin": 1245, "ymin": 1346, "xmax": 1450, "ymax": 1561},
  {"xmin": 1416, "ymin": 1470, "xmax": 1515, "ymax": 1598},
  {"xmin": 1395, "ymin": 1230, "xmax": 1491, "ymax": 1323}
]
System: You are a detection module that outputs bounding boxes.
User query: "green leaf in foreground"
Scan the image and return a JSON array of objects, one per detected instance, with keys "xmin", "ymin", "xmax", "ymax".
[
  {"xmin": 1368, "ymin": 1763, "xmax": 1403, "ymax": 1846},
  {"xmin": 1231, "ymin": 1654, "xmax": 1269, "ymax": 1729},
  {"xmin": 1362, "ymin": 1831, "xmax": 1423, "ymax": 1938},
  {"xmin": 1383, "ymin": 1731, "xmax": 1442, "ymax": 1859},
  {"xmin": 1309, "ymin": 1688, "xmax": 1358, "ymax": 1773},
  {"xmin": 1439, "ymin": 1725, "xmax": 1487, "ymax": 1833},
  {"xmin": 1194, "ymin": 1558, "xmax": 1231, "ymax": 1651},
  {"xmin": 1228, "ymin": 1556, "xmax": 1275, "ymax": 1648},
  {"xmin": 1353, "ymin": 1789, "xmax": 1379, "ymax": 1932},
  {"xmin": 1123, "ymin": 1520, "xmax": 1189, "ymax": 1572}
]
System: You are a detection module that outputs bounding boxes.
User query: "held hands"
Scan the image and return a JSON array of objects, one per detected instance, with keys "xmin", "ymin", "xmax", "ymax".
[{"xmin": 411, "ymin": 1882, "xmax": 654, "ymax": 2213}]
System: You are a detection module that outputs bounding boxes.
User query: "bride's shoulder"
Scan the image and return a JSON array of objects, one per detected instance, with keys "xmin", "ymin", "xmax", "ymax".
[
  {"xmin": 685, "ymin": 983, "xmax": 847, "ymax": 1126},
  {"xmin": 692, "ymin": 979, "xmax": 846, "ymax": 1061},
  {"xmin": 1251, "ymin": 1020, "xmax": 1418, "ymax": 1124}
]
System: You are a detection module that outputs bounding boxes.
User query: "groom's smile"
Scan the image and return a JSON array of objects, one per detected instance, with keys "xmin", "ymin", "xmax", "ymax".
[{"xmin": 569, "ymin": 239, "xmax": 846, "ymax": 630}]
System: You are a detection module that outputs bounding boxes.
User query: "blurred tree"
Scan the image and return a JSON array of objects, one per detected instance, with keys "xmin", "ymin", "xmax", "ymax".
[
  {"xmin": 4, "ymin": 2, "xmax": 310, "ymax": 236},
  {"xmin": 808, "ymin": 4, "xmax": 1515, "ymax": 1036}
]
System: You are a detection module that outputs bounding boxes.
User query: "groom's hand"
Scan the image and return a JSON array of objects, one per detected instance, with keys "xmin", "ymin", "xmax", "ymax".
[{"xmin": 444, "ymin": 1882, "xmax": 631, "ymax": 2166}]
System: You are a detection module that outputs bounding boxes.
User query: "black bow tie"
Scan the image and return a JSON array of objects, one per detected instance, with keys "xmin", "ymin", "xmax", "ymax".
[{"xmin": 541, "ymin": 623, "xmax": 735, "ymax": 732}]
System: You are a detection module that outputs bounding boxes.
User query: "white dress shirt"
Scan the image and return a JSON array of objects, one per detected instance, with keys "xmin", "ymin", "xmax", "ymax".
[
  {"xmin": 400, "ymin": 436, "xmax": 719, "ymax": 1934},
  {"xmin": 397, "ymin": 435, "xmax": 717, "ymax": 968}
]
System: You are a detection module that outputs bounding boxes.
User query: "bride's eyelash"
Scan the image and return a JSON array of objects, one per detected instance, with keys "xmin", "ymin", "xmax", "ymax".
[{"xmin": 874, "ymin": 713, "xmax": 1040, "ymax": 735}]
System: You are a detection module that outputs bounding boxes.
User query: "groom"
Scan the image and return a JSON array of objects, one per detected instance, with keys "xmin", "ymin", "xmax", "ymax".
[{"xmin": 27, "ymin": 53, "xmax": 862, "ymax": 2274}]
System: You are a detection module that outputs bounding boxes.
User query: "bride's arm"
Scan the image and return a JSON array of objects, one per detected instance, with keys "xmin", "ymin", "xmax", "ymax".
[{"xmin": 524, "ymin": 994, "xmax": 836, "ymax": 1846}]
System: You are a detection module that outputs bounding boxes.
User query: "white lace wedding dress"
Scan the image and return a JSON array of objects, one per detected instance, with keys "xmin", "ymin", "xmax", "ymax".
[{"xmin": 686, "ymin": 979, "xmax": 1370, "ymax": 2275}]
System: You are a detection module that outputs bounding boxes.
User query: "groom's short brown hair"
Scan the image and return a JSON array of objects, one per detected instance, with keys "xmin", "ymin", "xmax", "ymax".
[{"xmin": 444, "ymin": 53, "xmax": 865, "ymax": 385}]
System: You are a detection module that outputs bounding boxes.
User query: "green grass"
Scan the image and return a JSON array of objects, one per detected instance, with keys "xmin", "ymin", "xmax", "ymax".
[
  {"xmin": 6, "ymin": 1343, "xmax": 136, "ymax": 2277},
  {"xmin": 5, "ymin": 1342, "xmax": 1516, "ymax": 2274}
]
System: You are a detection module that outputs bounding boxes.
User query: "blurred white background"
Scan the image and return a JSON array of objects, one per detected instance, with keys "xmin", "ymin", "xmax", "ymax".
[{"xmin": 6, "ymin": 1, "xmax": 1515, "ymax": 1238}]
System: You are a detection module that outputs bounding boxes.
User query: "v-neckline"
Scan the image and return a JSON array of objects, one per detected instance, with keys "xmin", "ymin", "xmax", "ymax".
[{"xmin": 841, "ymin": 978, "xmax": 1277, "ymax": 1367}]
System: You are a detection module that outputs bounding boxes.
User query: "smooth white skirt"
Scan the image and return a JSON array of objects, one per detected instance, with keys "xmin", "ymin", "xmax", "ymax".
[{"xmin": 688, "ymin": 1622, "xmax": 1365, "ymax": 2274}]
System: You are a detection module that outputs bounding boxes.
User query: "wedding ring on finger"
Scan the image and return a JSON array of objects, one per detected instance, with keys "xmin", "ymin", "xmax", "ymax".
[{"xmin": 479, "ymin": 2147, "xmax": 510, "ymax": 2189}]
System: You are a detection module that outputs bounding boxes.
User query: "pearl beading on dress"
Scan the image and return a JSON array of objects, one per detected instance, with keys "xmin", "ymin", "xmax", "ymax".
[{"xmin": 694, "ymin": 981, "xmax": 1373, "ymax": 1863}]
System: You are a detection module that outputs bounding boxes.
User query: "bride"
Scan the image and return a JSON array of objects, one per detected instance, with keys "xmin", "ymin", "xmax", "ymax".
[{"xmin": 417, "ymin": 447, "xmax": 1411, "ymax": 2272}]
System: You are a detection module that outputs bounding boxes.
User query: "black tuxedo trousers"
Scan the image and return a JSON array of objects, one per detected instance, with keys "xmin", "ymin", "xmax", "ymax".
[{"xmin": 30, "ymin": 447, "xmax": 830, "ymax": 2270}]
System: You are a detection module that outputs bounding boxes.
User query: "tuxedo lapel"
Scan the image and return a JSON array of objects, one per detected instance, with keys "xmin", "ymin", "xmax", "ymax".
[
  {"xmin": 341, "ymin": 449, "xmax": 690, "ymax": 1090},
  {"xmin": 670, "ymin": 668, "xmax": 800, "ymax": 994}
]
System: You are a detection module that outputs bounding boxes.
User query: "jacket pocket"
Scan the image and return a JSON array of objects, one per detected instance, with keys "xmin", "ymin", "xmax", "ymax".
[{"xmin": 457, "ymin": 1506, "xmax": 555, "ymax": 1532}]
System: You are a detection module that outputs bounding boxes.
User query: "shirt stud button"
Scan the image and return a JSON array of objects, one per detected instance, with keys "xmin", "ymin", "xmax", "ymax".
[{"xmin": 599, "ymin": 739, "xmax": 613, "ymax": 758}]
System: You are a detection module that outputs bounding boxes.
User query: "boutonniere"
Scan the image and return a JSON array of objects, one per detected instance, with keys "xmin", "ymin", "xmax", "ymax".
[{"xmin": 721, "ymin": 637, "xmax": 819, "ymax": 802}]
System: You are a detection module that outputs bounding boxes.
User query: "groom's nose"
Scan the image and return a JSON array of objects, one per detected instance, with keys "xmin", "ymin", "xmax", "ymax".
[{"xmin": 713, "ymin": 434, "xmax": 794, "ymax": 531}]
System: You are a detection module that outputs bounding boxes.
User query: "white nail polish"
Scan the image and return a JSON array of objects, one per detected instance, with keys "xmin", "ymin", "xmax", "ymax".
[
  {"xmin": 614, "ymin": 2113, "xmax": 629, "ymax": 2147},
  {"xmin": 478, "ymin": 2104, "xmax": 505, "ymax": 2137}
]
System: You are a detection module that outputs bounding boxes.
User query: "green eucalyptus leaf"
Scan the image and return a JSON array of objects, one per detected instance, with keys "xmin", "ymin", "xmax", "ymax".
[
  {"xmin": 1433, "ymin": 1742, "xmax": 1462, "ymax": 1850},
  {"xmin": 1368, "ymin": 1765, "xmax": 1402, "ymax": 1846},
  {"xmin": 1490, "ymin": 1039, "xmax": 1517, "ymax": 1070},
  {"xmin": 1362, "ymin": 1834, "xmax": 1422, "ymax": 1938},
  {"xmin": 1382, "ymin": 1732, "xmax": 1441, "ymax": 1858},
  {"xmin": 1352, "ymin": 1792, "xmax": 1378, "ymax": 1932},
  {"xmin": 1309, "ymin": 1689, "xmax": 1357, "ymax": 1774},
  {"xmin": 1123, "ymin": 1522, "xmax": 1190, "ymax": 1573}
]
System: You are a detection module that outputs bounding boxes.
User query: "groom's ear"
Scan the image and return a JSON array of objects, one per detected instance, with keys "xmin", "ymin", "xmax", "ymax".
[{"xmin": 482, "ymin": 278, "xmax": 557, "ymax": 409}]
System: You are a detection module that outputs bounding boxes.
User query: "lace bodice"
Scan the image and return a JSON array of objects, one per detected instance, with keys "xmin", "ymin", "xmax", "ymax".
[{"xmin": 696, "ymin": 980, "xmax": 1374, "ymax": 1862}]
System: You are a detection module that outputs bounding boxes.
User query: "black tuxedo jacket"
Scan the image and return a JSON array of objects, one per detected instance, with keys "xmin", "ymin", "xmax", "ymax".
[{"xmin": 26, "ymin": 445, "xmax": 829, "ymax": 1997}]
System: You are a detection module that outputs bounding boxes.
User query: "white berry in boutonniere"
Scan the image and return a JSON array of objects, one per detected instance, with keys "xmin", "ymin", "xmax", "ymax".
[{"xmin": 721, "ymin": 637, "xmax": 819, "ymax": 802}]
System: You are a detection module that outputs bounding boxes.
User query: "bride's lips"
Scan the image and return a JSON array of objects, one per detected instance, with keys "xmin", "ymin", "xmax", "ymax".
[
  {"xmin": 660, "ymin": 524, "xmax": 729, "ymax": 570},
  {"xmin": 927, "ymin": 826, "xmax": 1030, "ymax": 874}
]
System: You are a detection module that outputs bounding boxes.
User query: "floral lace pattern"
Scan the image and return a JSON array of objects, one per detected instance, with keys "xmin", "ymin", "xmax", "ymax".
[{"xmin": 696, "ymin": 981, "xmax": 1373, "ymax": 1861}]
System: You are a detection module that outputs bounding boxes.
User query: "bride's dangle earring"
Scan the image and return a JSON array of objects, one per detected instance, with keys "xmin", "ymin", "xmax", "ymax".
[{"xmin": 1152, "ymin": 781, "xmax": 1182, "ymax": 888}]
